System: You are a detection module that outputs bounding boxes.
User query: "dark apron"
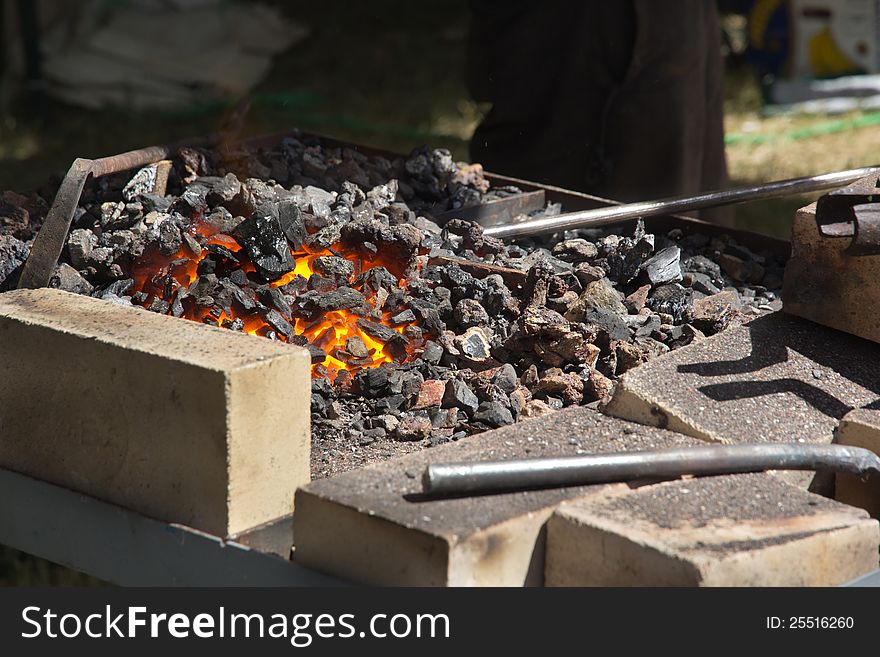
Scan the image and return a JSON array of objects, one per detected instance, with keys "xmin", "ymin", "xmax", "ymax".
[{"xmin": 468, "ymin": 1, "xmax": 729, "ymax": 219}]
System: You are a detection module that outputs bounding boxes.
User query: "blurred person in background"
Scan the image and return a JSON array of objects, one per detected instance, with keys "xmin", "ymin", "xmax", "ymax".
[{"xmin": 467, "ymin": 0, "xmax": 729, "ymax": 218}]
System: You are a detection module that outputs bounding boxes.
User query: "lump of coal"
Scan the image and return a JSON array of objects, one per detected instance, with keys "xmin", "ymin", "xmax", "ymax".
[
  {"xmin": 356, "ymin": 318, "xmax": 409, "ymax": 360},
  {"xmin": 305, "ymin": 344, "xmax": 327, "ymax": 364},
  {"xmin": 408, "ymin": 298, "xmax": 445, "ymax": 335},
  {"xmin": 391, "ymin": 309, "xmax": 416, "ymax": 325},
  {"xmin": 204, "ymin": 173, "xmax": 242, "ymax": 207},
  {"xmin": 314, "ymin": 256, "xmax": 355, "ymax": 284},
  {"xmin": 355, "ymin": 367, "xmax": 389, "ymax": 398},
  {"xmin": 683, "ymin": 254, "xmax": 723, "ymax": 284},
  {"xmin": 641, "ymin": 246, "xmax": 682, "ymax": 286},
  {"xmin": 454, "ymin": 327, "xmax": 493, "ymax": 362},
  {"xmin": 355, "ymin": 266, "xmax": 398, "ymax": 297},
  {"xmin": 682, "ymin": 271, "xmax": 720, "ymax": 295},
  {"xmin": 263, "ymin": 308, "xmax": 292, "ymax": 337},
  {"xmin": 344, "ymin": 335, "xmax": 370, "ymax": 359},
  {"xmin": 442, "ymin": 378, "xmax": 479, "ymax": 415},
  {"xmin": 571, "ymin": 305, "xmax": 630, "ymax": 343},
  {"xmin": 232, "ymin": 208, "xmax": 294, "ymax": 281},
  {"xmin": 552, "ymin": 238, "xmax": 598, "ymax": 262},
  {"xmin": 453, "ymin": 298, "xmax": 489, "ymax": 328},
  {"xmin": 603, "ymin": 221, "xmax": 655, "ymax": 284},
  {"xmin": 648, "ymin": 284, "xmax": 694, "ymax": 324},
  {"xmin": 259, "ymin": 285, "xmax": 292, "ymax": 317},
  {"xmin": 67, "ymin": 229, "xmax": 98, "ymax": 270},
  {"xmin": 292, "ymin": 288, "xmax": 369, "ymax": 320},
  {"xmin": 157, "ymin": 220, "xmax": 183, "ymax": 256},
  {"xmin": 422, "ymin": 340, "xmax": 444, "ymax": 365},
  {"xmin": 473, "ymin": 401, "xmax": 514, "ymax": 427},
  {"xmin": 340, "ymin": 218, "xmax": 421, "ymax": 265},
  {"xmin": 277, "ymin": 199, "xmax": 306, "ymax": 251},
  {"xmin": 0, "ymin": 234, "xmax": 29, "ymax": 291}
]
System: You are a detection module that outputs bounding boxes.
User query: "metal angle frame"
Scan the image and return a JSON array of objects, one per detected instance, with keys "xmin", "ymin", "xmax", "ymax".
[{"xmin": 0, "ymin": 467, "xmax": 344, "ymax": 587}]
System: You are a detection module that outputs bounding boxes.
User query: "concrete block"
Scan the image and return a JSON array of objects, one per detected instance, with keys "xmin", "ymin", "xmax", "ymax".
[
  {"xmin": 0, "ymin": 288, "xmax": 311, "ymax": 536},
  {"xmin": 603, "ymin": 312, "xmax": 880, "ymax": 489},
  {"xmin": 783, "ymin": 202, "xmax": 880, "ymax": 344},
  {"xmin": 294, "ymin": 407, "xmax": 700, "ymax": 586},
  {"xmin": 836, "ymin": 408, "xmax": 880, "ymax": 518},
  {"xmin": 546, "ymin": 473, "xmax": 879, "ymax": 586}
]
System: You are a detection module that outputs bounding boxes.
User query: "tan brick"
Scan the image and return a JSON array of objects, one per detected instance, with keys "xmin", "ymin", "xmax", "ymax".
[
  {"xmin": 603, "ymin": 311, "xmax": 880, "ymax": 490},
  {"xmin": 546, "ymin": 474, "xmax": 879, "ymax": 586},
  {"xmin": 293, "ymin": 407, "xmax": 700, "ymax": 586},
  {"xmin": 0, "ymin": 288, "xmax": 311, "ymax": 536},
  {"xmin": 783, "ymin": 203, "xmax": 880, "ymax": 344},
  {"xmin": 836, "ymin": 408, "xmax": 880, "ymax": 518}
]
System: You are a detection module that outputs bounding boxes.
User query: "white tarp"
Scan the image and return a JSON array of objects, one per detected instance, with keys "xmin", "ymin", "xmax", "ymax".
[{"xmin": 39, "ymin": 0, "xmax": 308, "ymax": 110}]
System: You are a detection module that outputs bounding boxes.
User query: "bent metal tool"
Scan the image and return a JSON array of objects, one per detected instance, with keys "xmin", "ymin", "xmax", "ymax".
[
  {"xmin": 483, "ymin": 166, "xmax": 880, "ymax": 240},
  {"xmin": 422, "ymin": 443, "xmax": 880, "ymax": 497}
]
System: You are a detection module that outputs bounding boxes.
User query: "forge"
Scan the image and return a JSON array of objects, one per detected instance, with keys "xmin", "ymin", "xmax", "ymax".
[
  {"xmin": 1, "ymin": 130, "xmax": 878, "ymax": 587},
  {"xmin": 126, "ymin": 198, "xmax": 420, "ymax": 378}
]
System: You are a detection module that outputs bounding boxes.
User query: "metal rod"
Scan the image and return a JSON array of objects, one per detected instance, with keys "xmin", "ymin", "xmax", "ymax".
[
  {"xmin": 422, "ymin": 443, "xmax": 880, "ymax": 496},
  {"xmin": 483, "ymin": 166, "xmax": 880, "ymax": 239}
]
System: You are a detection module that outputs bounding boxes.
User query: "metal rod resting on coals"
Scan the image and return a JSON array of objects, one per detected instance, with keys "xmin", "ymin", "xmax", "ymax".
[
  {"xmin": 422, "ymin": 443, "xmax": 880, "ymax": 497},
  {"xmin": 483, "ymin": 166, "xmax": 880, "ymax": 240}
]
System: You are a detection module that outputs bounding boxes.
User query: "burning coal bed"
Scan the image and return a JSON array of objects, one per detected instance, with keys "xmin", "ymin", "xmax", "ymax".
[{"xmin": 0, "ymin": 135, "xmax": 784, "ymax": 477}]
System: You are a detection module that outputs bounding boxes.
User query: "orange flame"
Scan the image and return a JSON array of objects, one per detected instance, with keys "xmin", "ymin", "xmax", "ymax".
[{"xmin": 128, "ymin": 216, "xmax": 420, "ymax": 380}]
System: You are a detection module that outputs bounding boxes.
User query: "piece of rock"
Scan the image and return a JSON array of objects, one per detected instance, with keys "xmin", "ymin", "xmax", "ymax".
[
  {"xmin": 454, "ymin": 327, "xmax": 493, "ymax": 362},
  {"xmin": 552, "ymin": 239, "xmax": 598, "ymax": 262},
  {"xmin": 492, "ymin": 363, "xmax": 519, "ymax": 394},
  {"xmin": 442, "ymin": 379, "xmax": 480, "ymax": 415},
  {"xmin": 692, "ymin": 290, "xmax": 742, "ymax": 334},
  {"xmin": 533, "ymin": 371, "xmax": 585, "ymax": 406},
  {"xmin": 395, "ymin": 415, "xmax": 433, "ymax": 441},
  {"xmin": 719, "ymin": 253, "xmax": 765, "ymax": 285},
  {"xmin": 473, "ymin": 401, "xmax": 515, "ymax": 427},
  {"xmin": 522, "ymin": 399, "xmax": 556, "ymax": 419},
  {"xmin": 568, "ymin": 277, "xmax": 627, "ymax": 316},
  {"xmin": 411, "ymin": 379, "xmax": 446, "ymax": 410},
  {"xmin": 49, "ymin": 263, "xmax": 94, "ymax": 295},
  {"xmin": 583, "ymin": 368, "xmax": 614, "ymax": 401},
  {"xmin": 624, "ymin": 284, "xmax": 651, "ymax": 314}
]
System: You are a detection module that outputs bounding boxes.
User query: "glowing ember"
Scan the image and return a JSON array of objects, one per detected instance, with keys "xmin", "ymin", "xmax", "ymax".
[{"xmin": 128, "ymin": 215, "xmax": 421, "ymax": 379}]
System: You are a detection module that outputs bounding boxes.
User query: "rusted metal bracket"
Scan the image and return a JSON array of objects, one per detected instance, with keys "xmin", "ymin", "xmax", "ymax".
[
  {"xmin": 17, "ymin": 142, "xmax": 210, "ymax": 290},
  {"xmin": 815, "ymin": 173, "xmax": 880, "ymax": 256}
]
